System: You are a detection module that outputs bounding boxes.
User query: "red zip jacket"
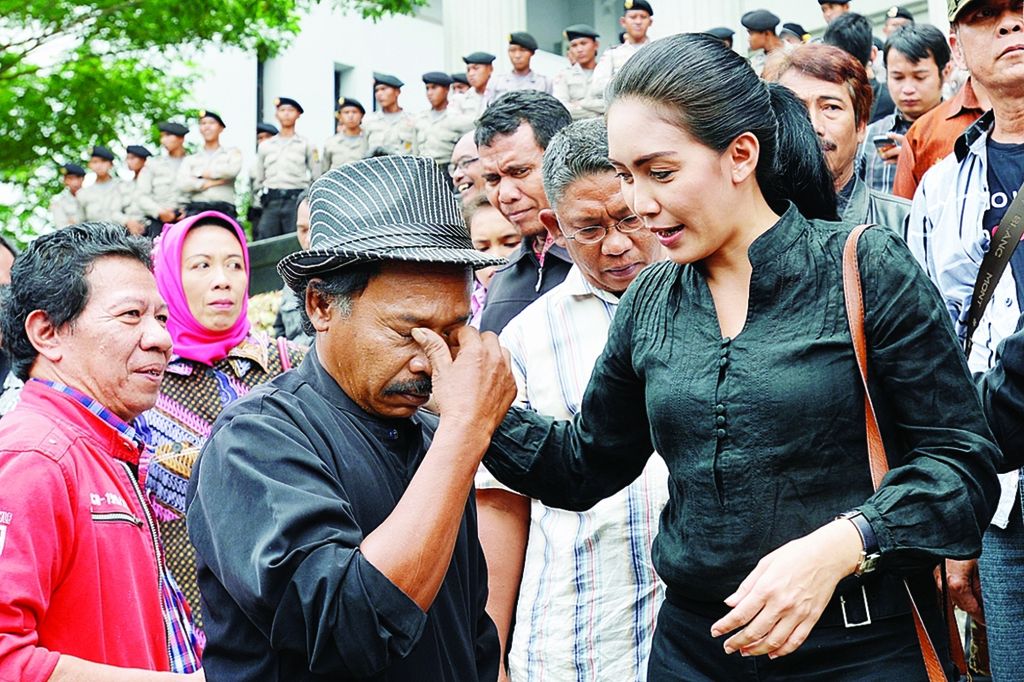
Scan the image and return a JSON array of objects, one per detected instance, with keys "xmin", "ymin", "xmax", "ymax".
[{"xmin": 0, "ymin": 381, "xmax": 170, "ymax": 681}]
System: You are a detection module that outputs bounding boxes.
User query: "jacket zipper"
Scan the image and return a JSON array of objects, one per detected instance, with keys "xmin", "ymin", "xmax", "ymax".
[
  {"xmin": 91, "ymin": 511, "xmax": 143, "ymax": 526},
  {"xmin": 119, "ymin": 461, "xmax": 176, "ymax": 667}
]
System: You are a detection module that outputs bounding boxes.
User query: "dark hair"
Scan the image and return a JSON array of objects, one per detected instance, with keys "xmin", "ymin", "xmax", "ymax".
[
  {"xmin": 2, "ymin": 222, "xmax": 152, "ymax": 380},
  {"xmin": 296, "ymin": 262, "xmax": 380, "ymax": 335},
  {"xmin": 763, "ymin": 43, "xmax": 874, "ymax": 127},
  {"xmin": 607, "ymin": 33, "xmax": 836, "ymax": 221},
  {"xmin": 883, "ymin": 24, "xmax": 951, "ymax": 73},
  {"xmin": 541, "ymin": 118, "xmax": 614, "ymax": 211},
  {"xmin": 461, "ymin": 192, "xmax": 497, "ymax": 227},
  {"xmin": 823, "ymin": 12, "xmax": 873, "ymax": 66},
  {"xmin": 475, "ymin": 90, "xmax": 572, "ymax": 150},
  {"xmin": 0, "ymin": 235, "xmax": 18, "ymax": 259}
]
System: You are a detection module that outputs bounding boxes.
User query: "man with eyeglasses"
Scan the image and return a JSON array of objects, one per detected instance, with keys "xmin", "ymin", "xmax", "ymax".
[
  {"xmin": 476, "ymin": 118, "xmax": 668, "ymax": 682},
  {"xmin": 450, "ymin": 132, "xmax": 483, "ymax": 201}
]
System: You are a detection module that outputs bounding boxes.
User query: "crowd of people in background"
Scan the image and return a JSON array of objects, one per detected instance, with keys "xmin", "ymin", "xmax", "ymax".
[{"xmin": 2, "ymin": 0, "xmax": 1024, "ymax": 680}]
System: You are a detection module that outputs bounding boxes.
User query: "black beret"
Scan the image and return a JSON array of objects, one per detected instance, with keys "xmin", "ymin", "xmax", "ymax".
[
  {"xmin": 256, "ymin": 122, "xmax": 279, "ymax": 136},
  {"xmin": 779, "ymin": 22, "xmax": 809, "ymax": 40},
  {"xmin": 705, "ymin": 26, "xmax": 735, "ymax": 40},
  {"xmin": 125, "ymin": 145, "xmax": 152, "ymax": 158},
  {"xmin": 451, "ymin": 72, "xmax": 470, "ymax": 86},
  {"xmin": 274, "ymin": 97, "xmax": 304, "ymax": 113},
  {"xmin": 60, "ymin": 163, "xmax": 87, "ymax": 177},
  {"xmin": 90, "ymin": 145, "xmax": 115, "ymax": 161},
  {"xmin": 622, "ymin": 0, "xmax": 653, "ymax": 15},
  {"xmin": 463, "ymin": 51, "xmax": 497, "ymax": 65},
  {"xmin": 886, "ymin": 5, "xmax": 914, "ymax": 20},
  {"xmin": 198, "ymin": 109, "xmax": 226, "ymax": 127},
  {"xmin": 422, "ymin": 71, "xmax": 453, "ymax": 86},
  {"xmin": 157, "ymin": 121, "xmax": 188, "ymax": 137},
  {"xmin": 741, "ymin": 9, "xmax": 780, "ymax": 32},
  {"xmin": 564, "ymin": 24, "xmax": 599, "ymax": 41},
  {"xmin": 373, "ymin": 72, "xmax": 404, "ymax": 89},
  {"xmin": 337, "ymin": 97, "xmax": 366, "ymax": 114},
  {"xmin": 508, "ymin": 32, "xmax": 538, "ymax": 51}
]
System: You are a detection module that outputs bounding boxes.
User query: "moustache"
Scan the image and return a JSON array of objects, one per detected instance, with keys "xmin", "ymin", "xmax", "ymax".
[
  {"xmin": 381, "ymin": 377, "xmax": 433, "ymax": 397},
  {"xmin": 819, "ymin": 139, "xmax": 838, "ymax": 153}
]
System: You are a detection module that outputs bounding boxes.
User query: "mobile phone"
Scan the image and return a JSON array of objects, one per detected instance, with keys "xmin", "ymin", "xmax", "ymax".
[{"xmin": 872, "ymin": 135, "xmax": 897, "ymax": 153}]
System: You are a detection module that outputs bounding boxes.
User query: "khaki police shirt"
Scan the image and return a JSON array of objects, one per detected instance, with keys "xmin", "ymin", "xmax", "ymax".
[
  {"xmin": 322, "ymin": 132, "xmax": 368, "ymax": 170},
  {"xmin": 583, "ymin": 39, "xmax": 650, "ymax": 115},
  {"xmin": 363, "ymin": 111, "xmax": 418, "ymax": 156},
  {"xmin": 414, "ymin": 109, "xmax": 475, "ymax": 165},
  {"xmin": 135, "ymin": 155, "xmax": 186, "ymax": 219},
  {"xmin": 450, "ymin": 88, "xmax": 487, "ymax": 121},
  {"xmin": 50, "ymin": 189, "xmax": 82, "ymax": 228},
  {"xmin": 484, "ymin": 70, "xmax": 553, "ymax": 106},
  {"xmin": 178, "ymin": 146, "xmax": 243, "ymax": 204},
  {"xmin": 254, "ymin": 134, "xmax": 318, "ymax": 191},
  {"xmin": 553, "ymin": 64, "xmax": 598, "ymax": 120},
  {"xmin": 76, "ymin": 178, "xmax": 131, "ymax": 224}
]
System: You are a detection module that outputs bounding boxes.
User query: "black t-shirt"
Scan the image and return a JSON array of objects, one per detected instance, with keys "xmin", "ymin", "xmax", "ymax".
[{"xmin": 983, "ymin": 138, "xmax": 1024, "ymax": 304}]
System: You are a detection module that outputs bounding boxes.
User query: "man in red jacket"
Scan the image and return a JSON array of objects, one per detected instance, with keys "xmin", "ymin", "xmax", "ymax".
[{"xmin": 0, "ymin": 223, "xmax": 203, "ymax": 681}]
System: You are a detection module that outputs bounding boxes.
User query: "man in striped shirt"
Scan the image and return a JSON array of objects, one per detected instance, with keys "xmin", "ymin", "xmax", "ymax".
[{"xmin": 477, "ymin": 119, "xmax": 667, "ymax": 681}]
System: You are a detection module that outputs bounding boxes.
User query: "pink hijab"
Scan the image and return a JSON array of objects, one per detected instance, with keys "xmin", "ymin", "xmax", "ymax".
[{"xmin": 153, "ymin": 211, "xmax": 251, "ymax": 365}]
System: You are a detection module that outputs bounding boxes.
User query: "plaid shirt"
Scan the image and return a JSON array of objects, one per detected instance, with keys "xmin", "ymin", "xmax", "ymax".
[
  {"xmin": 31, "ymin": 379, "xmax": 203, "ymax": 673},
  {"xmin": 858, "ymin": 110, "xmax": 913, "ymax": 195}
]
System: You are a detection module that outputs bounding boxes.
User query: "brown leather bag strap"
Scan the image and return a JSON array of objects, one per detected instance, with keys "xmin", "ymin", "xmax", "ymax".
[{"xmin": 842, "ymin": 225, "xmax": 950, "ymax": 682}]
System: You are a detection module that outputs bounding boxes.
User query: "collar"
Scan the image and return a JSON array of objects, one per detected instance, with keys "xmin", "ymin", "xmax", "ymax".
[
  {"xmin": 561, "ymin": 264, "xmax": 624, "ymax": 306},
  {"xmin": 25, "ymin": 379, "xmax": 146, "ymax": 463},
  {"xmin": 746, "ymin": 203, "xmax": 806, "ymax": 270},
  {"xmin": 948, "ymin": 78, "xmax": 985, "ymax": 120},
  {"xmin": 955, "ymin": 110, "xmax": 995, "ymax": 162},
  {"xmin": 166, "ymin": 333, "xmax": 271, "ymax": 377},
  {"xmin": 840, "ymin": 175, "xmax": 870, "ymax": 224},
  {"xmin": 504, "ymin": 238, "xmax": 572, "ymax": 267},
  {"xmin": 297, "ymin": 346, "xmax": 425, "ymax": 437}
]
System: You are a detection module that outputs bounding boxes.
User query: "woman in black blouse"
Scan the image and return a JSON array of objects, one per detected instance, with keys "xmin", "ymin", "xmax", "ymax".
[{"xmin": 474, "ymin": 33, "xmax": 1000, "ymax": 680}]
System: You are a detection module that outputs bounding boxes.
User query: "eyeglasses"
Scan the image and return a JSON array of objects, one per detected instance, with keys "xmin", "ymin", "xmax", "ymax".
[
  {"xmin": 562, "ymin": 214, "xmax": 646, "ymax": 245},
  {"xmin": 447, "ymin": 157, "xmax": 479, "ymax": 175}
]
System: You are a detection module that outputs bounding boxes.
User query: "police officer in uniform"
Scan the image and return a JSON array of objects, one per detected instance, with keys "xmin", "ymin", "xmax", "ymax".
[
  {"xmin": 253, "ymin": 97, "xmax": 318, "ymax": 240},
  {"xmin": 779, "ymin": 22, "xmax": 810, "ymax": 45},
  {"xmin": 76, "ymin": 146, "xmax": 132, "ymax": 226},
  {"xmin": 363, "ymin": 73, "xmax": 418, "ymax": 157},
  {"xmin": 452, "ymin": 52, "xmax": 495, "ymax": 119},
  {"xmin": 323, "ymin": 97, "xmax": 368, "ymax": 170},
  {"xmin": 415, "ymin": 72, "xmax": 475, "ymax": 173},
  {"xmin": 177, "ymin": 110, "xmax": 243, "ymax": 218},
  {"xmin": 50, "ymin": 163, "xmax": 85, "ymax": 228},
  {"xmin": 584, "ymin": 0, "xmax": 654, "ymax": 114},
  {"xmin": 742, "ymin": 9, "xmax": 783, "ymax": 76},
  {"xmin": 484, "ymin": 32, "xmax": 553, "ymax": 106},
  {"xmin": 248, "ymin": 123, "xmax": 279, "ymax": 228},
  {"xmin": 136, "ymin": 121, "xmax": 188, "ymax": 238},
  {"xmin": 883, "ymin": 5, "xmax": 914, "ymax": 36},
  {"xmin": 553, "ymin": 24, "xmax": 601, "ymax": 119},
  {"xmin": 122, "ymin": 145, "xmax": 152, "ymax": 234}
]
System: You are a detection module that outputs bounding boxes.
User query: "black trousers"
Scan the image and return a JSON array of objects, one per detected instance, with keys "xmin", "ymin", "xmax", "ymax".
[
  {"xmin": 648, "ymin": 584, "xmax": 955, "ymax": 681},
  {"xmin": 255, "ymin": 189, "xmax": 301, "ymax": 241}
]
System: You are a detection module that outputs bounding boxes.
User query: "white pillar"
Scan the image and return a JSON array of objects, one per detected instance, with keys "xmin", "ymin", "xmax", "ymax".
[{"xmin": 442, "ymin": 0, "xmax": 527, "ymax": 71}]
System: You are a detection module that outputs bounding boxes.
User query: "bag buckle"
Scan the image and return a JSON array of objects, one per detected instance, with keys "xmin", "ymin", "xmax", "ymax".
[{"xmin": 840, "ymin": 585, "xmax": 872, "ymax": 628}]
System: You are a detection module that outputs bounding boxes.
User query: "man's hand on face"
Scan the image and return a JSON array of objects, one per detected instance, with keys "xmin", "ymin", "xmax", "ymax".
[{"xmin": 412, "ymin": 325, "xmax": 516, "ymax": 435}]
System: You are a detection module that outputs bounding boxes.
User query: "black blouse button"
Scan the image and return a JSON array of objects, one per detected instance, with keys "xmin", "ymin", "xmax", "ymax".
[
  {"xmin": 716, "ymin": 428, "xmax": 727, "ymax": 439},
  {"xmin": 721, "ymin": 337, "xmax": 732, "ymax": 347},
  {"xmin": 716, "ymin": 415, "xmax": 726, "ymax": 426},
  {"xmin": 715, "ymin": 404, "xmax": 725, "ymax": 414},
  {"xmin": 719, "ymin": 357, "xmax": 729, "ymax": 368}
]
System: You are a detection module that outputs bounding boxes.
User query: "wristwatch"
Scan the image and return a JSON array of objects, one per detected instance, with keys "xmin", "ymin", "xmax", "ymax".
[{"xmin": 837, "ymin": 510, "xmax": 881, "ymax": 576}]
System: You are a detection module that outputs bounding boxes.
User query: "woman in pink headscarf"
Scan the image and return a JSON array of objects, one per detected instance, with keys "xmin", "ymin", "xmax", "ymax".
[{"xmin": 136, "ymin": 211, "xmax": 306, "ymax": 646}]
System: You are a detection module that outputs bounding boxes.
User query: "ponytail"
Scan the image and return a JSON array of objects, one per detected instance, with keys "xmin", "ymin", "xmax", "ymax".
[{"xmin": 763, "ymin": 83, "xmax": 838, "ymax": 221}]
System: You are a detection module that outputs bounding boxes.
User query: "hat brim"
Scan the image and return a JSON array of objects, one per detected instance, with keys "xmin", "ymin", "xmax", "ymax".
[{"xmin": 278, "ymin": 244, "xmax": 506, "ymax": 290}]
